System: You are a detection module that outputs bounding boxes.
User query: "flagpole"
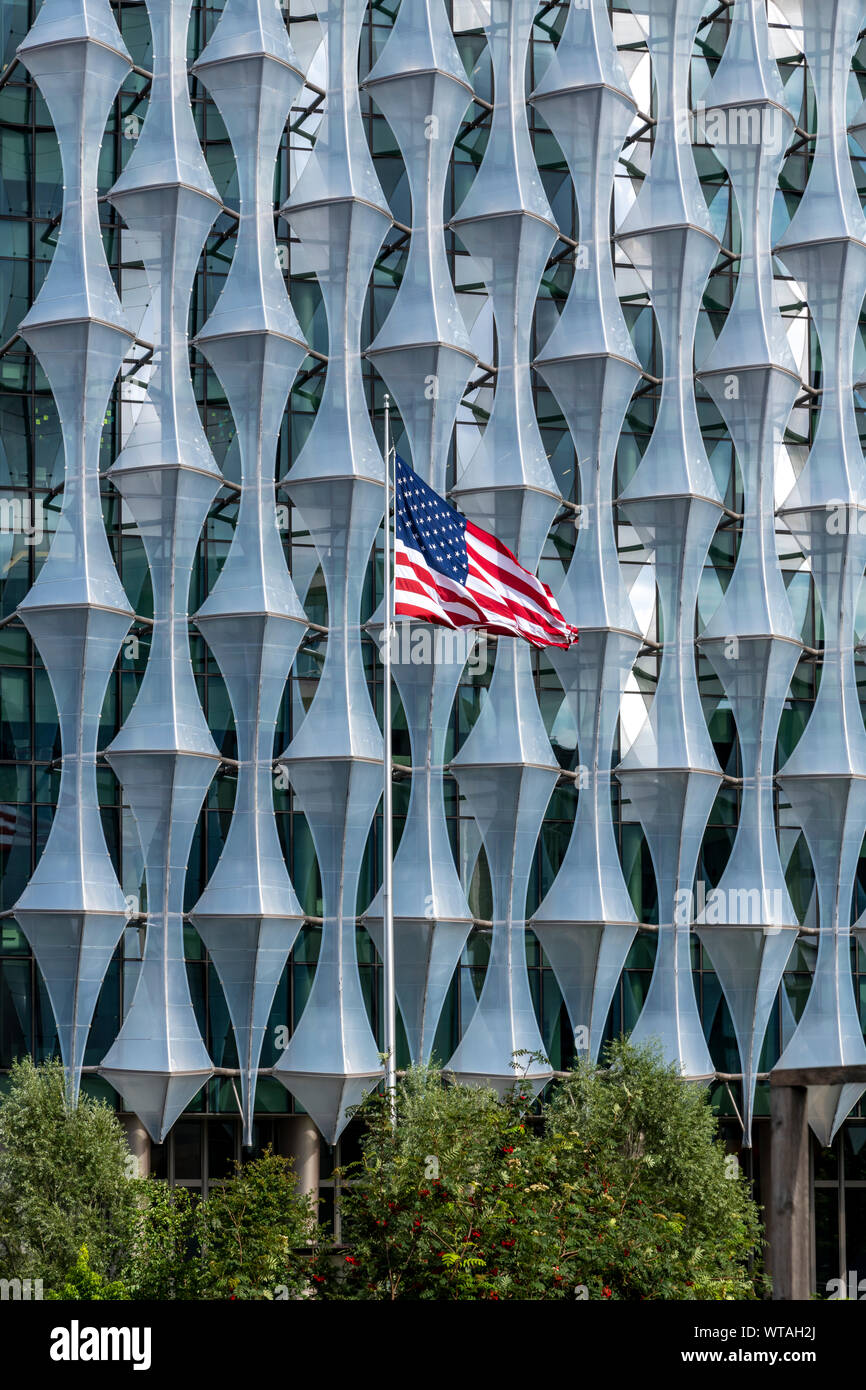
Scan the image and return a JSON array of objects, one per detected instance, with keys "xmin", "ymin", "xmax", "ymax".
[{"xmin": 382, "ymin": 394, "xmax": 396, "ymax": 1123}]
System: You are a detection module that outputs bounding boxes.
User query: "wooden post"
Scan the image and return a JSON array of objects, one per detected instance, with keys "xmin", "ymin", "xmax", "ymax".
[{"xmin": 768, "ymin": 1084, "xmax": 811, "ymax": 1300}]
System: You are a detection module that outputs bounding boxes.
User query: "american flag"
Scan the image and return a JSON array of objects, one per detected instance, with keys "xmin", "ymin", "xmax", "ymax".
[{"xmin": 393, "ymin": 456, "xmax": 579, "ymax": 650}]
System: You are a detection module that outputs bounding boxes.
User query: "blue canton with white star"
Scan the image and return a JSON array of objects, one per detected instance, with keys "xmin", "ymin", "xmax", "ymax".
[{"xmin": 394, "ymin": 455, "xmax": 469, "ymax": 584}]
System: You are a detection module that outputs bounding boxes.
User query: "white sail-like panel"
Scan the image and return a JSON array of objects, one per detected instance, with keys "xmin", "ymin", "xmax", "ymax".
[
  {"xmin": 771, "ymin": 0, "xmax": 866, "ymax": 1146},
  {"xmin": 188, "ymin": 0, "xmax": 310, "ymax": 1147},
  {"xmin": 13, "ymin": 0, "xmax": 134, "ymax": 1102},
  {"xmin": 271, "ymin": 0, "xmax": 390, "ymax": 1142},
  {"xmin": 528, "ymin": 0, "xmax": 642, "ymax": 1061},
  {"xmin": 694, "ymin": 0, "xmax": 801, "ymax": 1145},
  {"xmin": 615, "ymin": 0, "xmax": 724, "ymax": 1081},
  {"xmin": 446, "ymin": 0, "xmax": 559, "ymax": 1094},
  {"xmin": 97, "ymin": 0, "xmax": 222, "ymax": 1142},
  {"xmin": 362, "ymin": 0, "xmax": 476, "ymax": 1063}
]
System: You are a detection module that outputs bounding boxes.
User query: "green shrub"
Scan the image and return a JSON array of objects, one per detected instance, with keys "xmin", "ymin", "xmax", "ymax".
[
  {"xmin": 123, "ymin": 1179, "xmax": 201, "ymax": 1300},
  {"xmin": 196, "ymin": 1149, "xmax": 317, "ymax": 1300},
  {"xmin": 46, "ymin": 1244, "xmax": 130, "ymax": 1301},
  {"xmin": 310, "ymin": 1042, "xmax": 764, "ymax": 1301},
  {"xmin": 1, "ymin": 1049, "xmax": 764, "ymax": 1301},
  {"xmin": 0, "ymin": 1057, "xmax": 137, "ymax": 1294}
]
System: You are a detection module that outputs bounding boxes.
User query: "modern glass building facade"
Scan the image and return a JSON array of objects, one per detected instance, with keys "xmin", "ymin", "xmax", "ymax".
[{"xmin": 2, "ymin": 0, "xmax": 866, "ymax": 1292}]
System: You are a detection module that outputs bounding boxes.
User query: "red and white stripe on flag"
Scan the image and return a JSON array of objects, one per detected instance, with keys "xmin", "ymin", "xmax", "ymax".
[
  {"xmin": 0, "ymin": 805, "xmax": 18, "ymax": 849},
  {"xmin": 395, "ymin": 519, "xmax": 579, "ymax": 650}
]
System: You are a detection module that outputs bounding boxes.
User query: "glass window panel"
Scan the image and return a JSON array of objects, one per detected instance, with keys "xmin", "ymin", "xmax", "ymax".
[
  {"xmin": 33, "ymin": 965, "xmax": 58, "ymax": 1061},
  {"xmin": 0, "ymin": 393, "xmax": 31, "ymax": 489},
  {"xmin": 84, "ymin": 957, "xmax": 121, "ymax": 1066},
  {"xmin": 0, "ymin": 956, "xmax": 30, "ymax": 1064},
  {"xmin": 173, "ymin": 1120, "xmax": 203, "ymax": 1181},
  {"xmin": 0, "ymin": 127, "xmax": 30, "ymax": 215},
  {"xmin": 815, "ymin": 1187, "xmax": 839, "ymax": 1293},
  {"xmin": 207, "ymin": 1120, "xmax": 236, "ymax": 1181},
  {"xmin": 844, "ymin": 1123, "xmax": 866, "ymax": 1182},
  {"xmin": 252, "ymin": 1078, "xmax": 289, "ymax": 1115},
  {"xmin": 33, "ymin": 668, "xmax": 58, "ymax": 760},
  {"xmin": 33, "ymin": 131, "xmax": 62, "ymax": 218},
  {"xmin": 0, "ymin": 667, "xmax": 30, "ymax": 757}
]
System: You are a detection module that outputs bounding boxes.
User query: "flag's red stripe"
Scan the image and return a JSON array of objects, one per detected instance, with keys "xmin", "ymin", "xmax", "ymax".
[
  {"xmin": 396, "ymin": 538, "xmax": 577, "ymax": 648},
  {"xmin": 408, "ymin": 539, "xmax": 571, "ymax": 641},
  {"xmin": 463, "ymin": 530, "xmax": 577, "ymax": 632},
  {"xmin": 465, "ymin": 519, "xmax": 518, "ymax": 563},
  {"xmin": 398, "ymin": 549, "xmax": 466, "ymax": 599},
  {"xmin": 394, "ymin": 601, "xmax": 456, "ymax": 628},
  {"xmin": 395, "ymin": 577, "xmax": 466, "ymax": 627},
  {"xmin": 464, "ymin": 565, "xmax": 568, "ymax": 641},
  {"xmin": 396, "ymin": 554, "xmax": 492, "ymax": 628},
  {"xmin": 464, "ymin": 520, "xmax": 574, "ymax": 626},
  {"xmin": 399, "ymin": 567, "xmax": 570, "ymax": 646},
  {"xmin": 465, "ymin": 535, "xmax": 570, "ymax": 627},
  {"xmin": 398, "ymin": 550, "xmax": 538, "ymax": 634}
]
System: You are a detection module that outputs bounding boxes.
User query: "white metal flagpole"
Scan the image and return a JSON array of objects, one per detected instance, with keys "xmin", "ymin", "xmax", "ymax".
[{"xmin": 382, "ymin": 394, "xmax": 396, "ymax": 1121}]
